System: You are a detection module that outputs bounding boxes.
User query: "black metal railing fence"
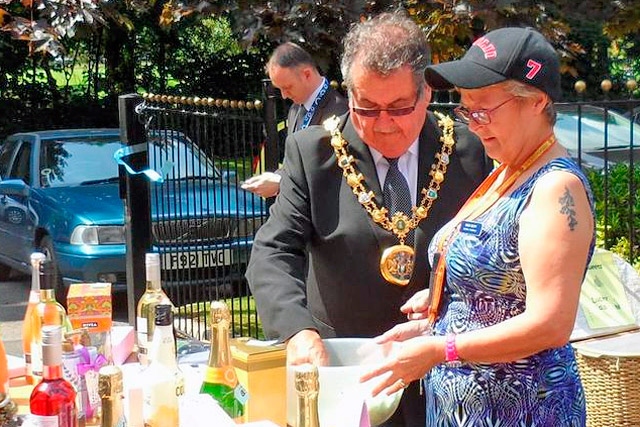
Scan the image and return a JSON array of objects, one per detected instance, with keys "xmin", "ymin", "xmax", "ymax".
[{"xmin": 120, "ymin": 79, "xmax": 640, "ymax": 341}]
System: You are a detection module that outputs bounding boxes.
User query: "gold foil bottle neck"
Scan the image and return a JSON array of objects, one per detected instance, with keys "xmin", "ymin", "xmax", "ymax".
[
  {"xmin": 294, "ymin": 363, "xmax": 319, "ymax": 396},
  {"xmin": 294, "ymin": 364, "xmax": 320, "ymax": 427},
  {"xmin": 209, "ymin": 300, "xmax": 232, "ymax": 325},
  {"xmin": 98, "ymin": 365, "xmax": 123, "ymax": 398}
]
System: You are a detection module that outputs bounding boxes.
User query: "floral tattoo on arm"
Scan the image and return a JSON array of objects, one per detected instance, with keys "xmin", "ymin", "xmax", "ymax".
[{"xmin": 559, "ymin": 186, "xmax": 578, "ymax": 231}]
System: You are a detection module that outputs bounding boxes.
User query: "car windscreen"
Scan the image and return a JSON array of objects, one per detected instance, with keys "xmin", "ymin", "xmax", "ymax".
[
  {"xmin": 148, "ymin": 133, "xmax": 220, "ymax": 180},
  {"xmin": 41, "ymin": 134, "xmax": 220, "ymax": 188},
  {"xmin": 41, "ymin": 138, "xmax": 124, "ymax": 187}
]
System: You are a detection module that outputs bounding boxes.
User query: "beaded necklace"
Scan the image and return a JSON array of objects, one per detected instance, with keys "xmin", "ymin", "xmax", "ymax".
[{"xmin": 323, "ymin": 112, "xmax": 456, "ymax": 286}]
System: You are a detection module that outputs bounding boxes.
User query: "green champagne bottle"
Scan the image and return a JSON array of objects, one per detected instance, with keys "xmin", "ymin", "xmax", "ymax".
[{"xmin": 199, "ymin": 301, "xmax": 245, "ymax": 421}]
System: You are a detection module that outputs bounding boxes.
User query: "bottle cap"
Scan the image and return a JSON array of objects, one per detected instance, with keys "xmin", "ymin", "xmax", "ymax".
[
  {"xmin": 39, "ymin": 260, "xmax": 56, "ymax": 290},
  {"xmin": 146, "ymin": 252, "xmax": 161, "ymax": 268},
  {"xmin": 154, "ymin": 304, "xmax": 173, "ymax": 326},
  {"xmin": 30, "ymin": 252, "xmax": 46, "ymax": 265},
  {"xmin": 98, "ymin": 365, "xmax": 123, "ymax": 397},
  {"xmin": 41, "ymin": 325, "xmax": 63, "ymax": 346},
  {"xmin": 209, "ymin": 300, "xmax": 231, "ymax": 325}
]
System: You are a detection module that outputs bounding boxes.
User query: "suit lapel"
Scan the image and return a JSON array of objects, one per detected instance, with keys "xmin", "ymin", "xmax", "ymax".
[
  {"xmin": 310, "ymin": 89, "xmax": 330, "ymax": 126},
  {"xmin": 416, "ymin": 113, "xmax": 440, "ymax": 199},
  {"xmin": 341, "ymin": 118, "xmax": 383, "ymax": 204},
  {"xmin": 337, "ymin": 116, "xmax": 395, "ymax": 262},
  {"xmin": 288, "ymin": 104, "xmax": 302, "ymax": 136}
]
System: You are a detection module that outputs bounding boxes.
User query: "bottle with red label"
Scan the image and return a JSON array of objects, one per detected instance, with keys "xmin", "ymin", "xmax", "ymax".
[{"xmin": 29, "ymin": 325, "xmax": 78, "ymax": 427}]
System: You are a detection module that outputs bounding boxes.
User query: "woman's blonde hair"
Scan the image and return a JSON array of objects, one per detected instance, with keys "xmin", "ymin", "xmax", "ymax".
[{"xmin": 501, "ymin": 80, "xmax": 557, "ymax": 125}]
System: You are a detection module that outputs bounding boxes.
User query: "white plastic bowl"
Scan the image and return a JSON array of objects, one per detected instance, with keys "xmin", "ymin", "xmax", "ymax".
[{"xmin": 286, "ymin": 338, "xmax": 403, "ymax": 426}]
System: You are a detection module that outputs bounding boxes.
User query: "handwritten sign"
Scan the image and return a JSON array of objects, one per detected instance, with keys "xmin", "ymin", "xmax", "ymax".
[{"xmin": 580, "ymin": 250, "xmax": 636, "ymax": 329}]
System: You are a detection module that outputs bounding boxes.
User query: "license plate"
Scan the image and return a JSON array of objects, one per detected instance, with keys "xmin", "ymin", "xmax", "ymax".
[{"xmin": 163, "ymin": 249, "xmax": 233, "ymax": 270}]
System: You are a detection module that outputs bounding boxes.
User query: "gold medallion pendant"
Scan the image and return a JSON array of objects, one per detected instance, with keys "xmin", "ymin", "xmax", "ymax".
[
  {"xmin": 324, "ymin": 112, "xmax": 456, "ymax": 287},
  {"xmin": 380, "ymin": 244, "xmax": 415, "ymax": 286}
]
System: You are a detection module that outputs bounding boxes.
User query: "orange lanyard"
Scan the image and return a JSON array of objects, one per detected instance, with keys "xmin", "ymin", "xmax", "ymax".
[{"xmin": 426, "ymin": 134, "xmax": 557, "ymax": 325}]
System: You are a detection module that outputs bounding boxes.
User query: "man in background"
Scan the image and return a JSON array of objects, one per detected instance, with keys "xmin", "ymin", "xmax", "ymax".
[{"xmin": 241, "ymin": 42, "xmax": 348, "ymax": 197}]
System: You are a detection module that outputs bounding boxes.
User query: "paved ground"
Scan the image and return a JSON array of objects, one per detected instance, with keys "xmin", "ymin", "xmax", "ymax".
[
  {"xmin": 0, "ymin": 271, "xmax": 30, "ymax": 357},
  {"xmin": 0, "ymin": 271, "xmax": 130, "ymax": 357}
]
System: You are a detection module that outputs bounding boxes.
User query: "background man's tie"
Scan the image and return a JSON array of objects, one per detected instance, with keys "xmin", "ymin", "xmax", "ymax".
[
  {"xmin": 295, "ymin": 105, "xmax": 308, "ymax": 131},
  {"xmin": 383, "ymin": 157, "xmax": 414, "ymax": 245}
]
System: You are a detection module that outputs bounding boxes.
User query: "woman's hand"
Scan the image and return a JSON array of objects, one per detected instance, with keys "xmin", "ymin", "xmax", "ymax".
[
  {"xmin": 374, "ymin": 319, "xmax": 431, "ymax": 345},
  {"xmin": 400, "ymin": 289, "xmax": 431, "ymax": 320},
  {"xmin": 360, "ymin": 335, "xmax": 444, "ymax": 397}
]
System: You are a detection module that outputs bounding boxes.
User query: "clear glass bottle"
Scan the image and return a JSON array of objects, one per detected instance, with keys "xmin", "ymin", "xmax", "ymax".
[
  {"xmin": 29, "ymin": 325, "xmax": 78, "ymax": 427},
  {"xmin": 294, "ymin": 364, "xmax": 320, "ymax": 427},
  {"xmin": 141, "ymin": 304, "xmax": 183, "ymax": 427},
  {"xmin": 22, "ymin": 252, "xmax": 46, "ymax": 385},
  {"xmin": 136, "ymin": 252, "xmax": 173, "ymax": 366},
  {"xmin": 199, "ymin": 301, "xmax": 245, "ymax": 422},
  {"xmin": 31, "ymin": 260, "xmax": 68, "ymax": 381},
  {"xmin": 99, "ymin": 365, "xmax": 126, "ymax": 427}
]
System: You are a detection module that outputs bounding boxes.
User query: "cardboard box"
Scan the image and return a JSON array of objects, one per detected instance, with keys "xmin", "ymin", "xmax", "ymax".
[
  {"xmin": 111, "ymin": 325, "xmax": 135, "ymax": 365},
  {"xmin": 67, "ymin": 282, "xmax": 113, "ymax": 333},
  {"xmin": 230, "ymin": 338, "xmax": 287, "ymax": 427}
]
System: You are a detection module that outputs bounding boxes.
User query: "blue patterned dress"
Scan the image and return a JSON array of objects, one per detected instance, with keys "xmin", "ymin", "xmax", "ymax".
[{"xmin": 425, "ymin": 158, "xmax": 595, "ymax": 427}]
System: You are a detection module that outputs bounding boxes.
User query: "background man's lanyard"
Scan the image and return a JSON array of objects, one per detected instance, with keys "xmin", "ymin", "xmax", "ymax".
[{"xmin": 299, "ymin": 78, "xmax": 329, "ymax": 130}]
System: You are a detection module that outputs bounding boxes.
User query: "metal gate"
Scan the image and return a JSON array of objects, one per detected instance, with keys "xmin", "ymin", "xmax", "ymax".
[
  {"xmin": 118, "ymin": 87, "xmax": 285, "ymax": 340},
  {"xmin": 119, "ymin": 80, "xmax": 640, "ymax": 340}
]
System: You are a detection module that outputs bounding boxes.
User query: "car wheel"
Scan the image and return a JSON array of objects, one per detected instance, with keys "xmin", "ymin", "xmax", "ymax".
[
  {"xmin": 5, "ymin": 206, "xmax": 26, "ymax": 225},
  {"xmin": 38, "ymin": 235, "xmax": 67, "ymax": 306}
]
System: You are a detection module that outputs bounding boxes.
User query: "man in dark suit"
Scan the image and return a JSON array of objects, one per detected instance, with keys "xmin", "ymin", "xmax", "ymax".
[
  {"xmin": 241, "ymin": 42, "xmax": 348, "ymax": 198},
  {"xmin": 246, "ymin": 12, "xmax": 493, "ymax": 427}
]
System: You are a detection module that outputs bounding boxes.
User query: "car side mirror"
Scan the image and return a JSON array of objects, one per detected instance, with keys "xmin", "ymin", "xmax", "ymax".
[{"xmin": 0, "ymin": 179, "xmax": 30, "ymax": 197}]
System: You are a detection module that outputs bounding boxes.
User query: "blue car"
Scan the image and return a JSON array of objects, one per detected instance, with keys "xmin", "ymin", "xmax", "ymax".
[
  {"xmin": 0, "ymin": 128, "xmax": 265, "ymax": 301},
  {"xmin": 555, "ymin": 104, "xmax": 640, "ymax": 167}
]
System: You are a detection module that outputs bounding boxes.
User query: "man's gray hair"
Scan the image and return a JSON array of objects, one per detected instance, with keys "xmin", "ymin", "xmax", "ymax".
[{"xmin": 341, "ymin": 12, "xmax": 430, "ymax": 94}]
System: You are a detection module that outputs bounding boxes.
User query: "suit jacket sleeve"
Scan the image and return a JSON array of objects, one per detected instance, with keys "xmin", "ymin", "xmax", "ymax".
[{"xmin": 246, "ymin": 129, "xmax": 318, "ymax": 341}]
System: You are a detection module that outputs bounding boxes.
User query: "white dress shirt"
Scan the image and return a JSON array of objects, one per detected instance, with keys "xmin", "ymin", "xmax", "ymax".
[{"xmin": 369, "ymin": 138, "xmax": 420, "ymax": 205}]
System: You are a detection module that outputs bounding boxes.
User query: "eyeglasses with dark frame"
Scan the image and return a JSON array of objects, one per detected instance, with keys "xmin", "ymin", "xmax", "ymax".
[
  {"xmin": 454, "ymin": 97, "xmax": 517, "ymax": 125},
  {"xmin": 351, "ymin": 95, "xmax": 419, "ymax": 118}
]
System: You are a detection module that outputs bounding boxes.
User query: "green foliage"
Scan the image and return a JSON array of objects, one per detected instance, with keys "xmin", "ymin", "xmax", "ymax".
[
  {"xmin": 164, "ymin": 16, "xmax": 268, "ymax": 98},
  {"xmin": 609, "ymin": 34, "xmax": 640, "ymax": 94},
  {"xmin": 587, "ymin": 163, "xmax": 640, "ymax": 267}
]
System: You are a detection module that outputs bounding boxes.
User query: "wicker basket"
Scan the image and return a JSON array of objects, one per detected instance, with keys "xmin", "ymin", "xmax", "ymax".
[{"xmin": 573, "ymin": 332, "xmax": 640, "ymax": 427}]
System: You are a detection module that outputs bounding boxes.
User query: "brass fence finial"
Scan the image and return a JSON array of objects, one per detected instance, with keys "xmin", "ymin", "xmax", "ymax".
[
  {"xmin": 601, "ymin": 79, "xmax": 612, "ymax": 92},
  {"xmin": 626, "ymin": 79, "xmax": 638, "ymax": 92},
  {"xmin": 574, "ymin": 80, "xmax": 586, "ymax": 93}
]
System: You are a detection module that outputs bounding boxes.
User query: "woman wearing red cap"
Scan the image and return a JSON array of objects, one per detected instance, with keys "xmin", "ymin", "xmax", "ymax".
[{"xmin": 362, "ymin": 27, "xmax": 593, "ymax": 426}]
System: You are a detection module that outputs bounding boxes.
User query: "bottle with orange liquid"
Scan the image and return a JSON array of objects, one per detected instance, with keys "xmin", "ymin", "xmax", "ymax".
[
  {"xmin": 31, "ymin": 260, "xmax": 68, "ymax": 382},
  {"xmin": 22, "ymin": 251, "xmax": 46, "ymax": 384},
  {"xmin": 0, "ymin": 328, "xmax": 9, "ymax": 396},
  {"xmin": 0, "ymin": 327, "xmax": 19, "ymax": 425}
]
